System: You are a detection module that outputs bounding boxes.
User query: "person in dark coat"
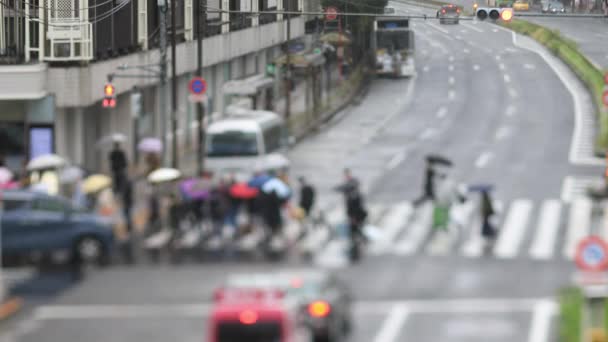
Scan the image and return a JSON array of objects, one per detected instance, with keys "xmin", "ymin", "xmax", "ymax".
[
  {"xmin": 480, "ymin": 189, "xmax": 496, "ymax": 239},
  {"xmin": 262, "ymin": 190, "xmax": 283, "ymax": 235},
  {"xmin": 109, "ymin": 142, "xmax": 128, "ymax": 193},
  {"xmin": 121, "ymin": 179, "xmax": 135, "ymax": 263},
  {"xmin": 298, "ymin": 177, "xmax": 315, "ymax": 217},
  {"xmin": 414, "ymin": 162, "xmax": 436, "ymax": 206}
]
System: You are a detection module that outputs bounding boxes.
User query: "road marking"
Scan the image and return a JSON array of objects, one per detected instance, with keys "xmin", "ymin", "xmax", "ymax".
[
  {"xmin": 495, "ymin": 55, "xmax": 501, "ymax": 61},
  {"xmin": 561, "ymin": 176, "xmax": 602, "ymax": 203},
  {"xmin": 563, "ymin": 198, "xmax": 592, "ymax": 259},
  {"xmin": 448, "ymin": 55, "xmax": 455, "ymax": 62},
  {"xmin": 422, "ymin": 49, "xmax": 429, "ymax": 55},
  {"xmin": 494, "ymin": 126, "xmax": 511, "ymax": 141},
  {"xmin": 394, "ymin": 203, "xmax": 433, "ymax": 255},
  {"xmin": 462, "ymin": 21, "xmax": 484, "ymax": 33},
  {"xmin": 387, "ymin": 151, "xmax": 407, "ymax": 170},
  {"xmin": 460, "ymin": 29, "xmax": 467, "ymax": 33},
  {"xmin": 524, "ymin": 63, "xmax": 536, "ymax": 70},
  {"xmin": 373, "ymin": 305, "xmax": 409, "ymax": 342},
  {"xmin": 505, "ymin": 105, "xmax": 517, "ymax": 116},
  {"xmin": 448, "ymin": 64, "xmax": 455, "ymax": 71},
  {"xmin": 448, "ymin": 90, "xmax": 456, "ymax": 100},
  {"xmin": 498, "ymin": 63, "xmax": 506, "ymax": 70},
  {"xmin": 473, "ymin": 64, "xmax": 480, "ymax": 71},
  {"xmin": 370, "ymin": 203, "xmax": 413, "ymax": 255},
  {"xmin": 494, "ymin": 200, "xmax": 534, "ymax": 259},
  {"xmin": 528, "ymin": 301, "xmax": 558, "ymax": 342},
  {"xmin": 461, "ymin": 215, "xmax": 484, "ymax": 257},
  {"xmin": 419, "ymin": 128, "xmax": 436, "ymax": 140},
  {"xmin": 529, "ymin": 200, "xmax": 562, "ymax": 260},
  {"xmin": 508, "ymin": 88, "xmax": 518, "ymax": 98},
  {"xmin": 455, "ymin": 35, "xmax": 463, "ymax": 40},
  {"xmin": 448, "ymin": 76, "xmax": 455, "ymax": 85},
  {"xmin": 493, "ymin": 28, "xmax": 499, "ymax": 32},
  {"xmin": 475, "ymin": 151, "xmax": 493, "ymax": 168},
  {"xmin": 423, "ymin": 65, "xmax": 430, "ymax": 72},
  {"xmin": 463, "ymin": 48, "xmax": 470, "ymax": 54},
  {"xmin": 503, "ymin": 74, "xmax": 511, "ymax": 83},
  {"xmin": 428, "ymin": 22, "xmax": 450, "ymax": 35},
  {"xmin": 436, "ymin": 106, "xmax": 448, "ymax": 118}
]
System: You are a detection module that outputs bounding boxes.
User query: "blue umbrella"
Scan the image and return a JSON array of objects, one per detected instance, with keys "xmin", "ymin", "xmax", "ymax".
[
  {"xmin": 262, "ymin": 178, "xmax": 291, "ymax": 199},
  {"xmin": 248, "ymin": 174, "xmax": 272, "ymax": 188}
]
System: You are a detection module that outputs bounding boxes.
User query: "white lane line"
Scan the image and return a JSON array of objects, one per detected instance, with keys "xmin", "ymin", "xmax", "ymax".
[
  {"xmin": 508, "ymin": 88, "xmax": 518, "ymax": 98},
  {"xmin": 492, "ymin": 28, "xmax": 499, "ymax": 33},
  {"xmin": 422, "ymin": 49, "xmax": 429, "ymax": 55},
  {"xmin": 419, "ymin": 128, "xmax": 436, "ymax": 140},
  {"xmin": 494, "ymin": 126, "xmax": 511, "ymax": 141},
  {"xmin": 393, "ymin": 203, "xmax": 433, "ymax": 255},
  {"xmin": 428, "ymin": 22, "xmax": 450, "ymax": 35},
  {"xmin": 461, "ymin": 21, "xmax": 484, "ymax": 33},
  {"xmin": 448, "ymin": 76, "xmax": 455, "ymax": 85},
  {"xmin": 423, "ymin": 65, "xmax": 430, "ymax": 72},
  {"xmin": 495, "ymin": 55, "xmax": 502, "ymax": 61},
  {"xmin": 498, "ymin": 63, "xmax": 506, "ymax": 70},
  {"xmin": 528, "ymin": 301, "xmax": 558, "ymax": 342},
  {"xmin": 357, "ymin": 298, "xmax": 550, "ymax": 315},
  {"xmin": 494, "ymin": 200, "xmax": 534, "ymax": 259},
  {"xmin": 504, "ymin": 74, "xmax": 511, "ymax": 83},
  {"xmin": 463, "ymin": 48, "xmax": 470, "ymax": 54},
  {"xmin": 373, "ymin": 305, "xmax": 409, "ymax": 342},
  {"xmin": 505, "ymin": 105, "xmax": 517, "ymax": 116},
  {"xmin": 387, "ymin": 151, "xmax": 407, "ymax": 170},
  {"xmin": 524, "ymin": 63, "xmax": 536, "ymax": 70},
  {"xmin": 448, "ymin": 90, "xmax": 456, "ymax": 100},
  {"xmin": 455, "ymin": 35, "xmax": 463, "ymax": 40},
  {"xmin": 448, "ymin": 64, "xmax": 455, "ymax": 71},
  {"xmin": 436, "ymin": 106, "xmax": 448, "ymax": 118},
  {"xmin": 563, "ymin": 198, "xmax": 592, "ymax": 259},
  {"xmin": 473, "ymin": 64, "xmax": 480, "ymax": 71},
  {"xmin": 460, "ymin": 29, "xmax": 467, "ymax": 33},
  {"xmin": 448, "ymin": 55, "xmax": 455, "ymax": 62},
  {"xmin": 529, "ymin": 200, "xmax": 562, "ymax": 260},
  {"xmin": 475, "ymin": 151, "xmax": 493, "ymax": 168},
  {"xmin": 370, "ymin": 203, "xmax": 414, "ymax": 255}
]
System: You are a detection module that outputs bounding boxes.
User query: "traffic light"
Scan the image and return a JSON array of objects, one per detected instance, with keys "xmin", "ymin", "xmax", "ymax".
[
  {"xmin": 102, "ymin": 83, "xmax": 116, "ymax": 108},
  {"xmin": 475, "ymin": 7, "xmax": 513, "ymax": 21}
]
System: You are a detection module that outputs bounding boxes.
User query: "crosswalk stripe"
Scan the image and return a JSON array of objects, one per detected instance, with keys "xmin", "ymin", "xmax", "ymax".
[
  {"xmin": 370, "ymin": 203, "xmax": 413, "ymax": 255},
  {"xmin": 529, "ymin": 200, "xmax": 562, "ymax": 260},
  {"xmin": 393, "ymin": 203, "xmax": 433, "ymax": 255},
  {"xmin": 461, "ymin": 215, "xmax": 484, "ymax": 258},
  {"xmin": 563, "ymin": 198, "xmax": 592, "ymax": 259},
  {"xmin": 494, "ymin": 199, "xmax": 534, "ymax": 259}
]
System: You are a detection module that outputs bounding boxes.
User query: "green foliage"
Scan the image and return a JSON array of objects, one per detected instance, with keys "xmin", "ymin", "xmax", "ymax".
[{"xmin": 559, "ymin": 287, "xmax": 583, "ymax": 342}]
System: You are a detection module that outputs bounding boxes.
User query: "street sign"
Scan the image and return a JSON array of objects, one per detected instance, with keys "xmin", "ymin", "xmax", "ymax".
[
  {"xmin": 575, "ymin": 236, "xmax": 608, "ymax": 272},
  {"xmin": 603, "ymin": 90, "xmax": 608, "ymax": 107},
  {"xmin": 325, "ymin": 6, "xmax": 338, "ymax": 21},
  {"xmin": 188, "ymin": 94, "xmax": 207, "ymax": 103},
  {"xmin": 189, "ymin": 77, "xmax": 207, "ymax": 95}
]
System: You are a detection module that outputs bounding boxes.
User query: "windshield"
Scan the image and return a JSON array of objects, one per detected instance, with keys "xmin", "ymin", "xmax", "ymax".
[
  {"xmin": 216, "ymin": 322, "xmax": 282, "ymax": 342},
  {"xmin": 376, "ymin": 31, "xmax": 410, "ymax": 51},
  {"xmin": 207, "ymin": 131, "xmax": 259, "ymax": 157}
]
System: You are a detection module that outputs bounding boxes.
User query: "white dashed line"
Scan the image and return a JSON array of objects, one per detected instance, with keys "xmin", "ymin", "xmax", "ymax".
[
  {"xmin": 463, "ymin": 48, "xmax": 470, "ymax": 54},
  {"xmin": 449, "ymin": 55, "xmax": 455, "ymax": 62},
  {"xmin": 523, "ymin": 63, "xmax": 536, "ymax": 70},
  {"xmin": 448, "ymin": 90, "xmax": 456, "ymax": 100},
  {"xmin": 473, "ymin": 64, "xmax": 480, "ymax": 71},
  {"xmin": 448, "ymin": 65, "xmax": 455, "ymax": 71},
  {"xmin": 495, "ymin": 55, "xmax": 502, "ymax": 61},
  {"xmin": 492, "ymin": 28, "xmax": 499, "ymax": 32},
  {"xmin": 508, "ymin": 88, "xmax": 518, "ymax": 98},
  {"xmin": 504, "ymin": 74, "xmax": 511, "ymax": 83},
  {"xmin": 419, "ymin": 128, "xmax": 437, "ymax": 140},
  {"xmin": 498, "ymin": 63, "xmax": 505, "ymax": 70},
  {"xmin": 505, "ymin": 105, "xmax": 517, "ymax": 116},
  {"xmin": 423, "ymin": 65, "xmax": 430, "ymax": 72},
  {"xmin": 495, "ymin": 126, "xmax": 511, "ymax": 141},
  {"xmin": 387, "ymin": 151, "xmax": 407, "ymax": 170},
  {"xmin": 462, "ymin": 21, "xmax": 484, "ymax": 33},
  {"xmin": 475, "ymin": 151, "xmax": 493, "ymax": 168},
  {"xmin": 455, "ymin": 35, "xmax": 463, "ymax": 40},
  {"xmin": 436, "ymin": 106, "xmax": 448, "ymax": 118},
  {"xmin": 449, "ymin": 76, "xmax": 455, "ymax": 85}
]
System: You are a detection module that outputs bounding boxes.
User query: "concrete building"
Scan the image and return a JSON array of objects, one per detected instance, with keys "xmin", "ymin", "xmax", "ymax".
[{"xmin": 0, "ymin": 0, "xmax": 304, "ymax": 172}]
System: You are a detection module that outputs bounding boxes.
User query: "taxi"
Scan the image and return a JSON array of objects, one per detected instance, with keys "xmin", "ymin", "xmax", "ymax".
[
  {"xmin": 208, "ymin": 287, "xmax": 311, "ymax": 342},
  {"xmin": 513, "ymin": 0, "xmax": 530, "ymax": 10}
]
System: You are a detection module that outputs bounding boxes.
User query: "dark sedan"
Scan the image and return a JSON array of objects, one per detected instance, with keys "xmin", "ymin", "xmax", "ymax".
[
  {"xmin": 1, "ymin": 190, "xmax": 114, "ymax": 267},
  {"xmin": 437, "ymin": 4, "xmax": 461, "ymax": 24}
]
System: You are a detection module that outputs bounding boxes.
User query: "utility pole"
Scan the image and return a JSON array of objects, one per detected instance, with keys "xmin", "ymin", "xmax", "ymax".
[
  {"xmin": 196, "ymin": 0, "xmax": 207, "ymax": 175},
  {"xmin": 284, "ymin": 0, "xmax": 291, "ymax": 119},
  {"xmin": 171, "ymin": 0, "xmax": 179, "ymax": 168},
  {"xmin": 159, "ymin": 0, "xmax": 169, "ymax": 167}
]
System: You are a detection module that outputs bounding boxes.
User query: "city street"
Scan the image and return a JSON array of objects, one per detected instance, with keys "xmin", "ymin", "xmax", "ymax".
[{"xmin": 1, "ymin": 1, "xmax": 604, "ymax": 341}]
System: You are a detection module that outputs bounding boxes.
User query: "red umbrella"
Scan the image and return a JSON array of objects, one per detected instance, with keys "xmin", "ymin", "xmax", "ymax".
[{"xmin": 230, "ymin": 183, "xmax": 259, "ymax": 199}]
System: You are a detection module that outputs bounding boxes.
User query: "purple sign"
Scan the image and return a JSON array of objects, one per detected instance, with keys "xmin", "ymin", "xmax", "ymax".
[{"xmin": 29, "ymin": 127, "xmax": 53, "ymax": 159}]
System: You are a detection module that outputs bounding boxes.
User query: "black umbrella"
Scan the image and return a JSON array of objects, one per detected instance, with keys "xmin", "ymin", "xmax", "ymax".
[{"xmin": 426, "ymin": 154, "xmax": 453, "ymax": 167}]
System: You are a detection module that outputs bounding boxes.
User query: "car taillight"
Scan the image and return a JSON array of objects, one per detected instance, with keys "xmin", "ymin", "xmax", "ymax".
[
  {"xmin": 456, "ymin": 8, "xmax": 461, "ymax": 13},
  {"xmin": 308, "ymin": 301, "xmax": 331, "ymax": 318},
  {"xmin": 239, "ymin": 310, "xmax": 258, "ymax": 325}
]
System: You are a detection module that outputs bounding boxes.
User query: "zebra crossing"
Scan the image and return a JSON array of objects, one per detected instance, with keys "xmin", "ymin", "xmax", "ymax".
[{"xmin": 309, "ymin": 196, "xmax": 606, "ymax": 264}]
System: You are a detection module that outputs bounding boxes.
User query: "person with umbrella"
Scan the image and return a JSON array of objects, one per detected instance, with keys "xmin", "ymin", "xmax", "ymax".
[
  {"xmin": 298, "ymin": 176, "xmax": 315, "ymax": 218},
  {"xmin": 109, "ymin": 142, "xmax": 128, "ymax": 193},
  {"xmin": 413, "ymin": 155, "xmax": 453, "ymax": 207},
  {"xmin": 334, "ymin": 169, "xmax": 368, "ymax": 262}
]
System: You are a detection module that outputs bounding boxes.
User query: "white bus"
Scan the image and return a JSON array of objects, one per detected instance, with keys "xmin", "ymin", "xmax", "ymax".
[{"xmin": 205, "ymin": 110, "xmax": 290, "ymax": 176}]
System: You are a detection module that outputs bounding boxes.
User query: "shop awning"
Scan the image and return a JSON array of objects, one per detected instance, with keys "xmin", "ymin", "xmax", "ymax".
[
  {"xmin": 222, "ymin": 74, "xmax": 274, "ymax": 96},
  {"xmin": 274, "ymin": 52, "xmax": 326, "ymax": 68}
]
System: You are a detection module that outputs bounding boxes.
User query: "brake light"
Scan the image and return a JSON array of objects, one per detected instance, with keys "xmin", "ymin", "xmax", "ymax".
[
  {"xmin": 308, "ymin": 301, "xmax": 331, "ymax": 318},
  {"xmin": 441, "ymin": 9, "xmax": 446, "ymax": 13},
  {"xmin": 456, "ymin": 8, "xmax": 461, "ymax": 13},
  {"xmin": 239, "ymin": 310, "xmax": 258, "ymax": 325}
]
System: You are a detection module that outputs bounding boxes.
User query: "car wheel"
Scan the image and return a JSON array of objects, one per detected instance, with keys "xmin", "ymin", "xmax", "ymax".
[{"xmin": 74, "ymin": 236, "xmax": 109, "ymax": 266}]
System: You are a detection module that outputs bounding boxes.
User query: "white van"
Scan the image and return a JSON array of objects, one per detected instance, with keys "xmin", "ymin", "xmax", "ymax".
[{"xmin": 205, "ymin": 110, "xmax": 290, "ymax": 176}]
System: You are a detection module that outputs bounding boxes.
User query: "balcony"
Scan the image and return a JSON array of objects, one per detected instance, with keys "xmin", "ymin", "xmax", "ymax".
[{"xmin": 0, "ymin": 63, "xmax": 48, "ymax": 100}]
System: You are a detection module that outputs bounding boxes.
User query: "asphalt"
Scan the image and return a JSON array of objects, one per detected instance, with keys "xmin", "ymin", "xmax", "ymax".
[{"xmin": 0, "ymin": 2, "xmax": 601, "ymax": 341}]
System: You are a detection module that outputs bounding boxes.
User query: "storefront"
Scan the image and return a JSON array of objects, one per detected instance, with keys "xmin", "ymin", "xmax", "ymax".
[{"xmin": 0, "ymin": 96, "xmax": 56, "ymax": 172}]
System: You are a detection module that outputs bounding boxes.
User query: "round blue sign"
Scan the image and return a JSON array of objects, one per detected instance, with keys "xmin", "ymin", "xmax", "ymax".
[
  {"xmin": 189, "ymin": 77, "xmax": 207, "ymax": 95},
  {"xmin": 583, "ymin": 243, "xmax": 605, "ymax": 266}
]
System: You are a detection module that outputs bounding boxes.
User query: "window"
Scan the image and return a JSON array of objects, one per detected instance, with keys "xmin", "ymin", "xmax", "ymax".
[
  {"xmin": 207, "ymin": 131, "xmax": 259, "ymax": 157},
  {"xmin": 263, "ymin": 125, "xmax": 283, "ymax": 153},
  {"xmin": 31, "ymin": 198, "xmax": 68, "ymax": 213}
]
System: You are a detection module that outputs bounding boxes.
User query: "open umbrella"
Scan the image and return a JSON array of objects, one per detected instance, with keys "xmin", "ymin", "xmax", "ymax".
[
  {"xmin": 0, "ymin": 167, "xmax": 13, "ymax": 184},
  {"xmin": 138, "ymin": 137, "xmax": 163, "ymax": 153},
  {"xmin": 230, "ymin": 183, "xmax": 259, "ymax": 200},
  {"xmin": 148, "ymin": 168, "xmax": 181, "ymax": 184},
  {"xmin": 60, "ymin": 166, "xmax": 85, "ymax": 183},
  {"xmin": 248, "ymin": 174, "xmax": 272, "ymax": 188},
  {"xmin": 262, "ymin": 178, "xmax": 291, "ymax": 199},
  {"xmin": 426, "ymin": 154, "xmax": 453, "ymax": 167},
  {"xmin": 27, "ymin": 154, "xmax": 66, "ymax": 171},
  {"xmin": 180, "ymin": 178, "xmax": 211, "ymax": 200},
  {"xmin": 82, "ymin": 174, "xmax": 112, "ymax": 194},
  {"xmin": 319, "ymin": 32, "xmax": 352, "ymax": 45}
]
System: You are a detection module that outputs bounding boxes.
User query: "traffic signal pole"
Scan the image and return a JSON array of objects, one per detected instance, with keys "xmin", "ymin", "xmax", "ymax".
[
  {"xmin": 285, "ymin": 0, "xmax": 291, "ymax": 119},
  {"xmin": 196, "ymin": 0, "xmax": 207, "ymax": 175},
  {"xmin": 159, "ymin": 0, "xmax": 169, "ymax": 167},
  {"xmin": 171, "ymin": 0, "xmax": 179, "ymax": 169}
]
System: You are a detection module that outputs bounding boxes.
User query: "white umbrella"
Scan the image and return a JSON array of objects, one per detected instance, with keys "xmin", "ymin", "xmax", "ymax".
[
  {"xmin": 27, "ymin": 154, "xmax": 66, "ymax": 171},
  {"xmin": 0, "ymin": 167, "xmax": 13, "ymax": 184},
  {"xmin": 262, "ymin": 178, "xmax": 291, "ymax": 199},
  {"xmin": 138, "ymin": 138, "xmax": 163, "ymax": 153},
  {"xmin": 148, "ymin": 168, "xmax": 181, "ymax": 184},
  {"xmin": 60, "ymin": 166, "xmax": 85, "ymax": 183}
]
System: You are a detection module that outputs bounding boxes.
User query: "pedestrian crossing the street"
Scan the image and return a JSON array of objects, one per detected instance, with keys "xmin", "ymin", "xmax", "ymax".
[{"xmin": 311, "ymin": 196, "xmax": 607, "ymax": 265}]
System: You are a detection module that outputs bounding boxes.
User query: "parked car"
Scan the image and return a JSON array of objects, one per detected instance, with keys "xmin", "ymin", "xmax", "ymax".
[{"xmin": 1, "ymin": 190, "xmax": 114, "ymax": 267}]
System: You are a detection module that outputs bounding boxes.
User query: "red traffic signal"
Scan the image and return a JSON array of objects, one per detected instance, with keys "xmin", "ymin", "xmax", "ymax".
[
  {"xmin": 102, "ymin": 83, "xmax": 116, "ymax": 108},
  {"xmin": 102, "ymin": 97, "xmax": 116, "ymax": 108}
]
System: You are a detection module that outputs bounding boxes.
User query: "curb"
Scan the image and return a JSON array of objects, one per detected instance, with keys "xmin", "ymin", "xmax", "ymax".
[{"xmin": 0, "ymin": 297, "xmax": 23, "ymax": 321}]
